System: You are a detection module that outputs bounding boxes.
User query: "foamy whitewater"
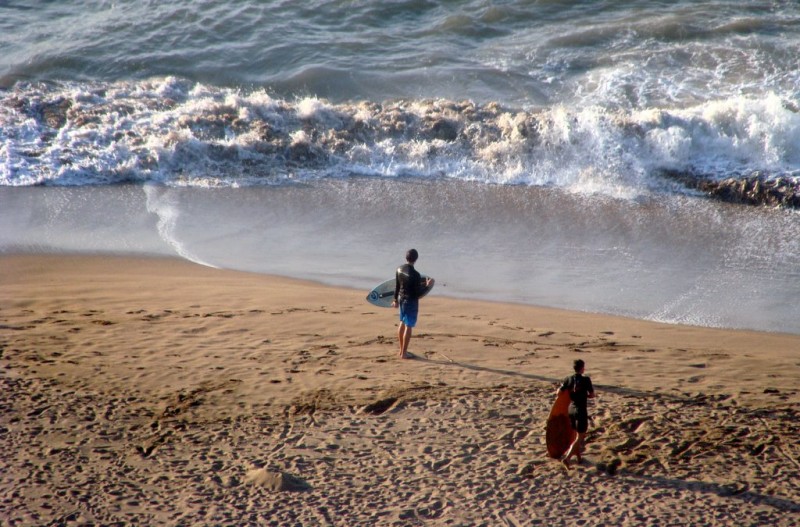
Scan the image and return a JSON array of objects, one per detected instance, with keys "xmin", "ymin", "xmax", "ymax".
[{"xmin": 2, "ymin": 0, "xmax": 799, "ymax": 333}]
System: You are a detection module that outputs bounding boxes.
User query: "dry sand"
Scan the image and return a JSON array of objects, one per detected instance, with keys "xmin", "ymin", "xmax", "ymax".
[{"xmin": 1, "ymin": 254, "xmax": 799, "ymax": 526}]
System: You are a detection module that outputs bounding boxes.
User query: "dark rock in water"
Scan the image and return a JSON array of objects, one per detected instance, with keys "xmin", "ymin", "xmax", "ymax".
[
  {"xmin": 660, "ymin": 170, "xmax": 800, "ymax": 209},
  {"xmin": 710, "ymin": 176, "xmax": 800, "ymax": 208}
]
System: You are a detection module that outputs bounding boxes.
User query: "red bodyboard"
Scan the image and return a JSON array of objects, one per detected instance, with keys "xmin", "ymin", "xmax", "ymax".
[{"xmin": 546, "ymin": 389, "xmax": 577, "ymax": 459}]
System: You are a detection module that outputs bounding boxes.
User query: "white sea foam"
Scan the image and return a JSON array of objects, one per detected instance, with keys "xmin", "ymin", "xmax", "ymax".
[
  {"xmin": 143, "ymin": 184, "xmax": 219, "ymax": 267},
  {"xmin": 1, "ymin": 80, "xmax": 798, "ymax": 204}
]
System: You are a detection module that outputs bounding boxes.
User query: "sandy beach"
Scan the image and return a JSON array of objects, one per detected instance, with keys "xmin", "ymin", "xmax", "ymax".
[{"xmin": 1, "ymin": 254, "xmax": 799, "ymax": 526}]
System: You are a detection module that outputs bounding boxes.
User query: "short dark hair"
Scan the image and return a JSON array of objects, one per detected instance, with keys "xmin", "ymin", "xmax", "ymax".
[
  {"xmin": 573, "ymin": 359, "xmax": 585, "ymax": 373},
  {"xmin": 406, "ymin": 249, "xmax": 419, "ymax": 263}
]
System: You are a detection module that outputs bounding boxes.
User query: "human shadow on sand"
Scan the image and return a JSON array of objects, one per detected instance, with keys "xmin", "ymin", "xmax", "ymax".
[
  {"xmin": 418, "ymin": 354, "xmax": 800, "ymax": 516},
  {"xmin": 419, "ymin": 354, "xmax": 702, "ymax": 404},
  {"xmin": 624, "ymin": 470, "xmax": 799, "ymax": 514}
]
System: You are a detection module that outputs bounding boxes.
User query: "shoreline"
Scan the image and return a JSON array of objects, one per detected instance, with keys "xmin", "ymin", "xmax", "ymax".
[
  {"xmin": 2, "ymin": 253, "xmax": 799, "ymax": 525},
  {"xmin": 5, "ymin": 181, "xmax": 799, "ymax": 337}
]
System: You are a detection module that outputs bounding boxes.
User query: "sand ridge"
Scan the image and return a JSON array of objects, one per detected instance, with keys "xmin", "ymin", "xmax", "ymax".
[{"xmin": 1, "ymin": 255, "xmax": 799, "ymax": 526}]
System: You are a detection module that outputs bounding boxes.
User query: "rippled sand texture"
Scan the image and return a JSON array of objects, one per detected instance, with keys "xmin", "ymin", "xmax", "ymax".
[{"xmin": 2, "ymin": 255, "xmax": 799, "ymax": 526}]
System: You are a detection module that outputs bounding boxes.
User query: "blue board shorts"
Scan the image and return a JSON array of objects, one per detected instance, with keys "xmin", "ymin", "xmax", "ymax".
[{"xmin": 399, "ymin": 299, "xmax": 419, "ymax": 327}]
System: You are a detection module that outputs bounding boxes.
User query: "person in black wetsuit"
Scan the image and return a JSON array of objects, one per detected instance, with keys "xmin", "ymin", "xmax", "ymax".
[
  {"xmin": 558, "ymin": 359, "xmax": 595, "ymax": 467},
  {"xmin": 391, "ymin": 248, "xmax": 434, "ymax": 359}
]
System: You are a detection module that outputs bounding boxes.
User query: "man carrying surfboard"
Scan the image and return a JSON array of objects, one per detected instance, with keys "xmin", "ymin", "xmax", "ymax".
[
  {"xmin": 558, "ymin": 359, "xmax": 595, "ymax": 467},
  {"xmin": 391, "ymin": 249, "xmax": 434, "ymax": 360}
]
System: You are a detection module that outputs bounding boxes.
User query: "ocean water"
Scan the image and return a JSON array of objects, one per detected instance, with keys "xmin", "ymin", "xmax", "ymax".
[{"xmin": 1, "ymin": 0, "xmax": 799, "ymax": 334}]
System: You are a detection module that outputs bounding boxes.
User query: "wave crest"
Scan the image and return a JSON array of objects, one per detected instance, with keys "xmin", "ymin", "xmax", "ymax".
[{"xmin": 2, "ymin": 78, "xmax": 798, "ymax": 205}]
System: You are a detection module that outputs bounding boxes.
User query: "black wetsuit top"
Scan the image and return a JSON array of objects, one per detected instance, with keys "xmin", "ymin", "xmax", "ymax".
[
  {"xmin": 560, "ymin": 373, "xmax": 594, "ymax": 417},
  {"xmin": 394, "ymin": 263, "xmax": 424, "ymax": 304}
]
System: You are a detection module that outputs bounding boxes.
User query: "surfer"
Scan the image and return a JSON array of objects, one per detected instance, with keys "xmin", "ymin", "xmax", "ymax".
[
  {"xmin": 391, "ymin": 249, "xmax": 434, "ymax": 359},
  {"xmin": 558, "ymin": 359, "xmax": 595, "ymax": 467}
]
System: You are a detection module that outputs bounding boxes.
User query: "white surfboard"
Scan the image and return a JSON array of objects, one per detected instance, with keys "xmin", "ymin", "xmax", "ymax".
[{"xmin": 366, "ymin": 275, "xmax": 434, "ymax": 307}]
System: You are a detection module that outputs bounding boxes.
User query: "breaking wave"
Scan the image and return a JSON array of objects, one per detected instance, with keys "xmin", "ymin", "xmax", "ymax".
[{"xmin": 2, "ymin": 77, "xmax": 799, "ymax": 204}]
